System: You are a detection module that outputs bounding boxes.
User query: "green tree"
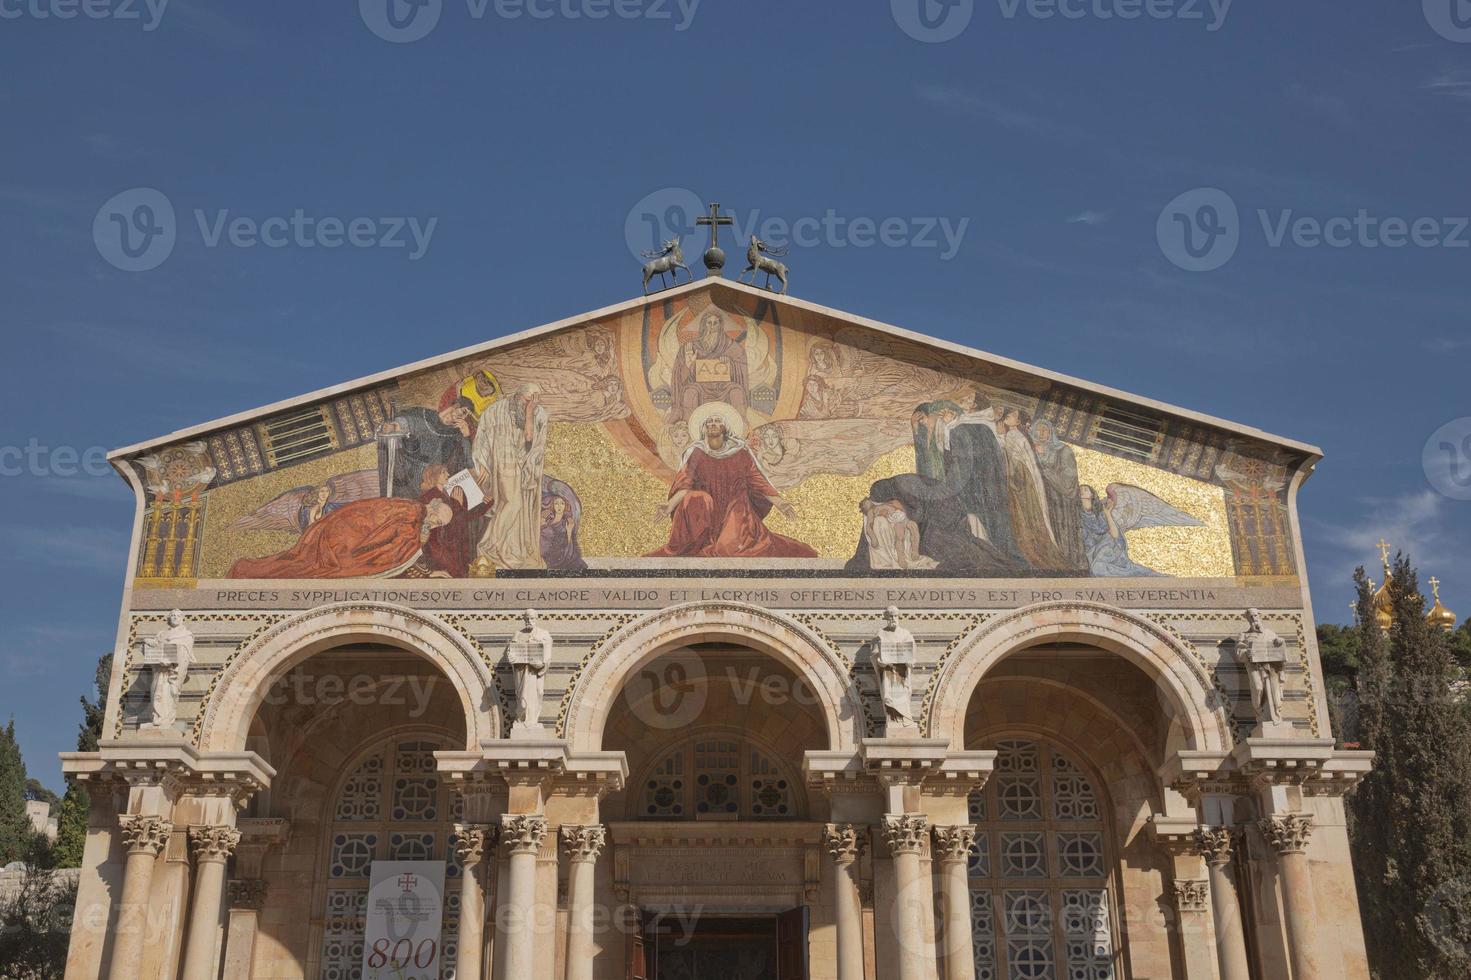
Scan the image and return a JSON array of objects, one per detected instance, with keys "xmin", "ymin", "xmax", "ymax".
[
  {"xmin": 1317, "ymin": 622, "xmax": 1363, "ymax": 743},
  {"xmin": 0, "ymin": 834, "xmax": 74, "ymax": 979},
  {"xmin": 1350, "ymin": 556, "xmax": 1471, "ymax": 978},
  {"xmin": 52, "ymin": 654, "xmax": 110, "ymax": 870},
  {"xmin": 0, "ymin": 720, "xmax": 31, "ymax": 866},
  {"xmin": 1448, "ymin": 619, "xmax": 1471, "ymax": 673}
]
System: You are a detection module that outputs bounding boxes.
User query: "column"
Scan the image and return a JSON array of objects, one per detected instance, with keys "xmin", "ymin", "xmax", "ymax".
[
  {"xmin": 823, "ymin": 824, "xmax": 868, "ymax": 980},
  {"xmin": 221, "ymin": 880, "xmax": 267, "ymax": 980},
  {"xmin": 455, "ymin": 824, "xmax": 498, "ymax": 980},
  {"xmin": 562, "ymin": 825, "xmax": 607, "ymax": 980},
  {"xmin": 1195, "ymin": 828, "xmax": 1252, "ymax": 980},
  {"xmin": 1261, "ymin": 814, "xmax": 1320, "ymax": 980},
  {"xmin": 108, "ymin": 815, "xmax": 173, "ymax": 980},
  {"xmin": 498, "ymin": 814, "xmax": 549, "ymax": 980},
  {"xmin": 932, "ymin": 826, "xmax": 976, "ymax": 980},
  {"xmin": 180, "ymin": 825, "xmax": 241, "ymax": 980},
  {"xmin": 882, "ymin": 813, "xmax": 930, "ymax": 980}
]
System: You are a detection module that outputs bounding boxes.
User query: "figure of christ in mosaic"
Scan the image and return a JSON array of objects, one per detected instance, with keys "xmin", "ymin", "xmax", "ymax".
[{"xmin": 647, "ymin": 403, "xmax": 818, "ymax": 559}]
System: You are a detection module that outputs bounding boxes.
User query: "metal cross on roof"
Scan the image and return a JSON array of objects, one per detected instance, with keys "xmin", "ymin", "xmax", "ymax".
[{"xmin": 696, "ymin": 201, "xmax": 734, "ymax": 252}]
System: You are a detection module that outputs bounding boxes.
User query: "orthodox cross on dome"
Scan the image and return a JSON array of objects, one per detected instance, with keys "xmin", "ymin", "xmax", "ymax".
[
  {"xmin": 1377, "ymin": 538, "xmax": 1392, "ymax": 566},
  {"xmin": 1431, "ymin": 576, "xmax": 1442, "ymax": 597},
  {"xmin": 697, "ymin": 201, "xmax": 735, "ymax": 277}
]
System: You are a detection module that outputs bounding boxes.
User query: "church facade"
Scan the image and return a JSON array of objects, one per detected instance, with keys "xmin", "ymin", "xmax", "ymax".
[{"xmin": 62, "ymin": 278, "xmax": 1371, "ymax": 980}]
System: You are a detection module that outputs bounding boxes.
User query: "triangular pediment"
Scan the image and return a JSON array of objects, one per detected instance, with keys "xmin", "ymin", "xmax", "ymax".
[{"xmin": 118, "ymin": 279, "xmax": 1312, "ymax": 586}]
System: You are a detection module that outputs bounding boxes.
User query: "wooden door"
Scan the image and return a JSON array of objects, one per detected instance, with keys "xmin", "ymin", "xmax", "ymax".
[
  {"xmin": 625, "ymin": 909, "xmax": 649, "ymax": 980},
  {"xmin": 776, "ymin": 906, "xmax": 809, "ymax": 980}
]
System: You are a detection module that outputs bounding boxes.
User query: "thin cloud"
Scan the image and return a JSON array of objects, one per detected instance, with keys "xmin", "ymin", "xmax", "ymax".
[
  {"xmin": 914, "ymin": 84, "xmax": 1091, "ymax": 145},
  {"xmin": 1286, "ymin": 83, "xmax": 1355, "ymax": 129},
  {"xmin": 1065, "ymin": 210, "xmax": 1111, "ymax": 226},
  {"xmin": 1422, "ymin": 69, "xmax": 1471, "ymax": 102}
]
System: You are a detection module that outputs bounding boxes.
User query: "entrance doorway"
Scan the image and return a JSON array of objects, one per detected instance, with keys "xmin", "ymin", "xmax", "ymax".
[{"xmin": 629, "ymin": 909, "xmax": 808, "ymax": 980}]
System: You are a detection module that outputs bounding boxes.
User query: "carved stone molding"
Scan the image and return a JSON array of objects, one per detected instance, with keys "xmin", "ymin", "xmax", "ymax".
[
  {"xmin": 188, "ymin": 825, "xmax": 242, "ymax": 863},
  {"xmin": 118, "ymin": 815, "xmax": 172, "ymax": 856},
  {"xmin": 822, "ymin": 823, "xmax": 868, "ymax": 866},
  {"xmin": 501, "ymin": 814, "xmax": 549, "ymax": 855},
  {"xmin": 1193, "ymin": 827, "xmax": 1238, "ymax": 867},
  {"xmin": 561, "ymin": 824, "xmax": 608, "ymax": 864},
  {"xmin": 454, "ymin": 823, "xmax": 498, "ymax": 865},
  {"xmin": 1259, "ymin": 813, "xmax": 1313, "ymax": 855},
  {"xmin": 931, "ymin": 825, "xmax": 977, "ymax": 866},
  {"xmin": 227, "ymin": 878, "xmax": 267, "ymax": 911},
  {"xmin": 881, "ymin": 814, "xmax": 928, "ymax": 856},
  {"xmin": 1172, "ymin": 879, "xmax": 1210, "ymax": 914}
]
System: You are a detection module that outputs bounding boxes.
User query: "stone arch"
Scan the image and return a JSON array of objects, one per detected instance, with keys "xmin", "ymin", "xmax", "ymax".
[
  {"xmin": 198, "ymin": 602, "xmax": 500, "ymax": 753},
  {"xmin": 926, "ymin": 602, "xmax": 1230, "ymax": 753},
  {"xmin": 560, "ymin": 601, "xmax": 863, "ymax": 751}
]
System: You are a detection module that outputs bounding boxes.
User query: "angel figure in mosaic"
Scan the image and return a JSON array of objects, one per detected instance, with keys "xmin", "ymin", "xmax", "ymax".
[
  {"xmin": 229, "ymin": 469, "xmax": 381, "ymax": 535},
  {"xmin": 1078, "ymin": 484, "xmax": 1203, "ymax": 577}
]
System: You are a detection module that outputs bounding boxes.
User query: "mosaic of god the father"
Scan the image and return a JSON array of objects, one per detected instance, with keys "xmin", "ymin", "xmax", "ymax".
[{"xmin": 647, "ymin": 402, "xmax": 818, "ymax": 559}]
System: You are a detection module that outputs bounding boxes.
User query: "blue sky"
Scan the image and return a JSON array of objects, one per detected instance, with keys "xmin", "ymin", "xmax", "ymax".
[{"xmin": 3, "ymin": 0, "xmax": 1469, "ymax": 789}]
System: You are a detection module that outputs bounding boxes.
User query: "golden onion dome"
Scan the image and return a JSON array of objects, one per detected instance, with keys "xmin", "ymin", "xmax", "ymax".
[
  {"xmin": 1427, "ymin": 577, "xmax": 1458, "ymax": 632},
  {"xmin": 1371, "ymin": 539, "xmax": 1395, "ymax": 628}
]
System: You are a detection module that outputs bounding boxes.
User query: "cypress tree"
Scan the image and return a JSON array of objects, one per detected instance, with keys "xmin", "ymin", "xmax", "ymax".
[
  {"xmin": 0, "ymin": 720, "xmax": 32, "ymax": 865},
  {"xmin": 52, "ymin": 653, "xmax": 111, "ymax": 869},
  {"xmin": 1350, "ymin": 556, "xmax": 1471, "ymax": 978}
]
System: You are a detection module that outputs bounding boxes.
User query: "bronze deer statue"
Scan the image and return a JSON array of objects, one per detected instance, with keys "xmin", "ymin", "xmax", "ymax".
[
  {"xmin": 641, "ymin": 236, "xmax": 690, "ymax": 294},
  {"xmin": 739, "ymin": 235, "xmax": 789, "ymax": 294}
]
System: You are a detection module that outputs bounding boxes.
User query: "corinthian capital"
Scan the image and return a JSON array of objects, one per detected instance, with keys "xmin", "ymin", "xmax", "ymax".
[
  {"xmin": 454, "ymin": 823, "xmax": 498, "ymax": 865},
  {"xmin": 561, "ymin": 824, "xmax": 608, "ymax": 863},
  {"xmin": 932, "ymin": 825, "xmax": 978, "ymax": 865},
  {"xmin": 881, "ymin": 814, "xmax": 928, "ymax": 856},
  {"xmin": 1193, "ymin": 827, "xmax": 1238, "ymax": 867},
  {"xmin": 188, "ymin": 825, "xmax": 242, "ymax": 863},
  {"xmin": 118, "ymin": 815, "xmax": 173, "ymax": 856},
  {"xmin": 1258, "ymin": 813, "xmax": 1313, "ymax": 855},
  {"xmin": 1172, "ymin": 879, "xmax": 1210, "ymax": 914},
  {"xmin": 501, "ymin": 814, "xmax": 549, "ymax": 855},
  {"xmin": 822, "ymin": 823, "xmax": 868, "ymax": 865}
]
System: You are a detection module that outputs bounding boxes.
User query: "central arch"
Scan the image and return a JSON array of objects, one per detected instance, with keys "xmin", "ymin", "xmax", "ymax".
[
  {"xmin": 198, "ymin": 602, "xmax": 501, "ymax": 753},
  {"xmin": 926, "ymin": 601, "xmax": 1231, "ymax": 753},
  {"xmin": 560, "ymin": 601, "xmax": 863, "ymax": 751}
]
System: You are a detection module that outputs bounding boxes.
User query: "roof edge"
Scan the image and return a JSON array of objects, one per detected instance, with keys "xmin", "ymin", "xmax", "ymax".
[{"xmin": 108, "ymin": 277, "xmax": 1323, "ymax": 462}]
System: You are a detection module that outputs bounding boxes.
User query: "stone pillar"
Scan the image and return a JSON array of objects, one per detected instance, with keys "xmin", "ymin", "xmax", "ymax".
[
  {"xmin": 108, "ymin": 815, "xmax": 172, "ymax": 980},
  {"xmin": 561, "ymin": 825, "xmax": 607, "ymax": 980},
  {"xmin": 1261, "ymin": 814, "xmax": 1320, "ymax": 980},
  {"xmin": 180, "ymin": 825, "xmax": 241, "ymax": 980},
  {"xmin": 221, "ymin": 880, "xmax": 266, "ymax": 980},
  {"xmin": 932, "ymin": 826, "xmax": 976, "ymax": 980},
  {"xmin": 1195, "ymin": 828, "xmax": 1252, "ymax": 980},
  {"xmin": 882, "ymin": 813, "xmax": 931, "ymax": 980},
  {"xmin": 456, "ymin": 824, "xmax": 497, "ymax": 980},
  {"xmin": 498, "ymin": 814, "xmax": 549, "ymax": 980},
  {"xmin": 823, "ymin": 824, "xmax": 868, "ymax": 980}
]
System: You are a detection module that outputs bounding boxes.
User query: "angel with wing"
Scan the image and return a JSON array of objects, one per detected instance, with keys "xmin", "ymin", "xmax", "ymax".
[
  {"xmin": 1078, "ymin": 483, "xmax": 1203, "ymax": 577},
  {"xmin": 230, "ymin": 469, "xmax": 381, "ymax": 535}
]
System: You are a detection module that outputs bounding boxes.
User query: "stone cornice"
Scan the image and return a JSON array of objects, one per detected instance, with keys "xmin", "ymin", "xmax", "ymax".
[
  {"xmin": 62, "ymin": 739, "xmax": 273, "ymax": 806},
  {"xmin": 609, "ymin": 821, "xmax": 826, "ymax": 850},
  {"xmin": 804, "ymin": 742, "xmax": 994, "ymax": 798},
  {"xmin": 435, "ymin": 743, "xmax": 627, "ymax": 798},
  {"xmin": 1164, "ymin": 743, "xmax": 1373, "ymax": 800}
]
